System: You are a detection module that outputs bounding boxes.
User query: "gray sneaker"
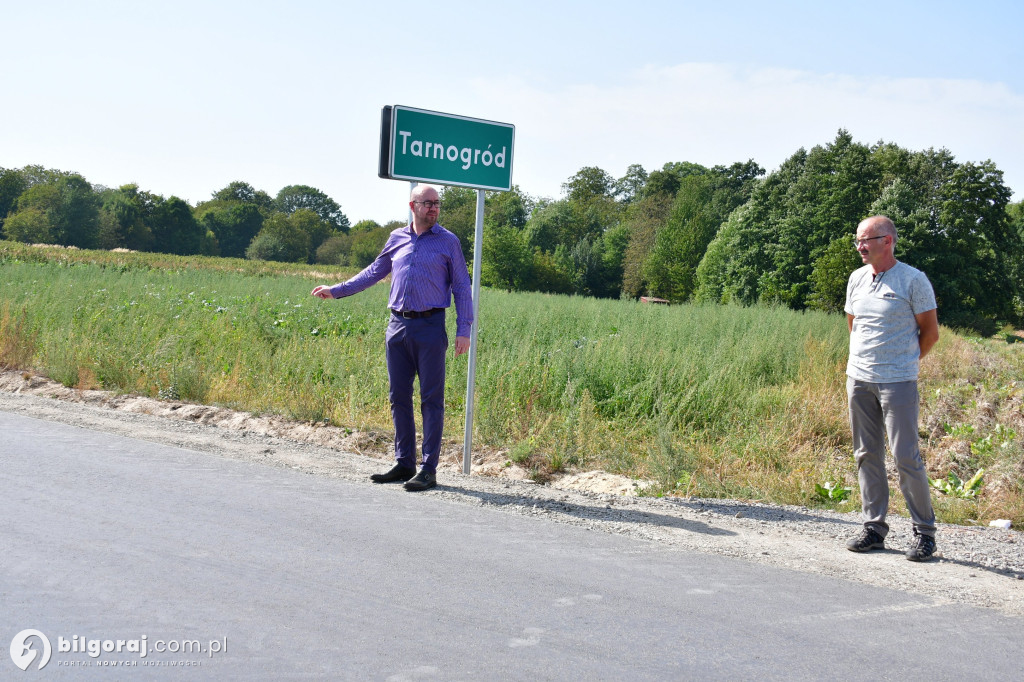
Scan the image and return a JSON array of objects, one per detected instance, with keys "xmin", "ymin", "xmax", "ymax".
[
  {"xmin": 905, "ymin": 532, "xmax": 936, "ymax": 562},
  {"xmin": 846, "ymin": 526, "xmax": 885, "ymax": 552}
]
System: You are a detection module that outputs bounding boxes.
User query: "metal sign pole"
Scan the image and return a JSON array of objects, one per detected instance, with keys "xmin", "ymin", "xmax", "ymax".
[
  {"xmin": 462, "ymin": 189, "xmax": 485, "ymax": 474},
  {"xmin": 408, "ymin": 181, "xmax": 416, "ymax": 224}
]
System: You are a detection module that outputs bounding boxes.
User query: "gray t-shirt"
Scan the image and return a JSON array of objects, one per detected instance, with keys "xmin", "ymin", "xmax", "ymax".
[{"xmin": 845, "ymin": 261, "xmax": 937, "ymax": 383}]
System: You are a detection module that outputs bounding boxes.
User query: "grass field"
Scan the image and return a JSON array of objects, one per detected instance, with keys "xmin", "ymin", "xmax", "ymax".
[{"xmin": 2, "ymin": 241, "xmax": 1022, "ymax": 526}]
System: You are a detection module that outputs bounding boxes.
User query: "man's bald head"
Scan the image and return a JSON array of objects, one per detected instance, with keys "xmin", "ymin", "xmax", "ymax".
[
  {"xmin": 409, "ymin": 185, "xmax": 441, "ymax": 233},
  {"xmin": 858, "ymin": 216, "xmax": 897, "ymax": 242},
  {"xmin": 855, "ymin": 215, "xmax": 899, "ymax": 272},
  {"xmin": 410, "ymin": 185, "xmax": 440, "ymax": 203}
]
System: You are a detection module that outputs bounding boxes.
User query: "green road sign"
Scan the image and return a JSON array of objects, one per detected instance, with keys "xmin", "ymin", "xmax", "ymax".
[{"xmin": 379, "ymin": 105, "xmax": 515, "ymax": 191}]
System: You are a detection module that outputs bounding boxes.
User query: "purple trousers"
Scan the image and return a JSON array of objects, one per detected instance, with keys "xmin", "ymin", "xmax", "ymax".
[{"xmin": 385, "ymin": 312, "xmax": 448, "ymax": 472}]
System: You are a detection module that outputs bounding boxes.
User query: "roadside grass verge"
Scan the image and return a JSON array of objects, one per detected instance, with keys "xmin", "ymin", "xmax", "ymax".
[{"xmin": 2, "ymin": 242, "xmax": 1022, "ymax": 526}]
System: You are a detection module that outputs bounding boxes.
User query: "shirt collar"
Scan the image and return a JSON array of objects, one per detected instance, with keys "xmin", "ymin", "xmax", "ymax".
[{"xmin": 408, "ymin": 223, "xmax": 440, "ymax": 236}]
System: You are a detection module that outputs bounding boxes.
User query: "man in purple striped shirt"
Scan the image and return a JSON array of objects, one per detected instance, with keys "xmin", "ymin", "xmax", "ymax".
[{"xmin": 311, "ymin": 185, "xmax": 473, "ymax": 491}]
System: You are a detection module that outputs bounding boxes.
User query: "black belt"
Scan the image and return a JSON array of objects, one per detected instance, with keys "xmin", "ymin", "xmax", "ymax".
[{"xmin": 390, "ymin": 308, "xmax": 444, "ymax": 319}]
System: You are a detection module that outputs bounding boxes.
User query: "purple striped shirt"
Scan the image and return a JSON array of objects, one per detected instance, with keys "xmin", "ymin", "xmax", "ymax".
[{"xmin": 329, "ymin": 223, "xmax": 474, "ymax": 337}]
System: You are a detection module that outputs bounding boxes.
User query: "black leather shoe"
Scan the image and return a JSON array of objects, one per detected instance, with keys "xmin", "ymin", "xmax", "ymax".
[
  {"xmin": 404, "ymin": 470, "xmax": 437, "ymax": 492},
  {"xmin": 370, "ymin": 464, "xmax": 416, "ymax": 483}
]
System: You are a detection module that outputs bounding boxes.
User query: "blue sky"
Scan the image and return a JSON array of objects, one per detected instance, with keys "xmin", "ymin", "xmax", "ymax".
[{"xmin": 3, "ymin": 1, "xmax": 1022, "ymax": 225}]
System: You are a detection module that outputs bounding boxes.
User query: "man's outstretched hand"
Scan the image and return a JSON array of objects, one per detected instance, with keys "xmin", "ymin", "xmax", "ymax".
[{"xmin": 310, "ymin": 286, "xmax": 334, "ymax": 299}]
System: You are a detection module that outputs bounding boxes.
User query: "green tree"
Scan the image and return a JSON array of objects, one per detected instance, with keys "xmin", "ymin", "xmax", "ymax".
[
  {"xmin": 525, "ymin": 192, "xmax": 618, "ymax": 262},
  {"xmin": 693, "ymin": 133, "xmax": 1023, "ymax": 331},
  {"xmin": 276, "ymin": 185, "xmax": 349, "ymax": 233},
  {"xmin": 638, "ymin": 161, "xmax": 708, "ymax": 201},
  {"xmin": 437, "ymin": 185, "xmax": 535, "ymax": 266},
  {"xmin": 13, "ymin": 173, "xmax": 100, "ymax": 248},
  {"xmin": 614, "ymin": 164, "xmax": 648, "ymax": 205},
  {"xmin": 758, "ymin": 131, "xmax": 881, "ymax": 307},
  {"xmin": 601, "ymin": 221, "xmax": 631, "ymax": 296},
  {"xmin": 196, "ymin": 202, "xmax": 264, "ymax": 259},
  {"xmin": 486, "ymin": 185, "xmax": 533, "ymax": 229},
  {"xmin": 695, "ymin": 203, "xmax": 770, "ymax": 304},
  {"xmin": 96, "ymin": 184, "xmax": 155, "ymax": 251},
  {"xmin": 438, "ymin": 186, "xmax": 477, "ymax": 260},
  {"xmin": 806, "ymin": 234, "xmax": 861, "ymax": 313},
  {"xmin": 1009, "ymin": 201, "xmax": 1024, "ymax": 323},
  {"xmin": 696, "ymin": 132, "xmax": 880, "ymax": 308},
  {"xmin": 316, "ymin": 219, "xmax": 385, "ymax": 265},
  {"xmin": 563, "ymin": 166, "xmax": 622, "ymax": 249},
  {"xmin": 246, "ymin": 212, "xmax": 310, "ymax": 263},
  {"xmin": 290, "ymin": 208, "xmax": 336, "ymax": 263},
  {"xmin": 0, "ymin": 167, "xmax": 28, "ymax": 237},
  {"xmin": 1008, "ymin": 201, "xmax": 1024, "ymax": 232},
  {"xmin": 315, "ymin": 234, "xmax": 349, "ymax": 265},
  {"xmin": 348, "ymin": 221, "xmax": 397, "ymax": 268},
  {"xmin": 620, "ymin": 194, "xmax": 673, "ymax": 298},
  {"xmin": 16, "ymin": 165, "xmax": 68, "ymax": 187},
  {"xmin": 9, "ymin": 183, "xmax": 59, "ymax": 244},
  {"xmin": 881, "ymin": 159, "xmax": 1018, "ymax": 331},
  {"xmin": 528, "ymin": 249, "xmax": 574, "ymax": 295},
  {"xmin": 643, "ymin": 175, "xmax": 718, "ymax": 301},
  {"xmin": 643, "ymin": 161, "xmax": 764, "ymax": 302},
  {"xmin": 481, "ymin": 222, "xmax": 532, "ymax": 291},
  {"xmin": 2, "ymin": 207, "xmax": 52, "ymax": 243},
  {"xmin": 212, "ymin": 181, "xmax": 274, "ymax": 211},
  {"xmin": 525, "ymin": 200, "xmax": 577, "ymax": 253},
  {"xmin": 196, "ymin": 181, "xmax": 276, "ymax": 258},
  {"xmin": 562, "ymin": 166, "xmax": 614, "ymax": 204},
  {"xmin": 151, "ymin": 196, "xmax": 205, "ymax": 255},
  {"xmin": 350, "ymin": 219, "xmax": 382, "ymax": 233},
  {"xmin": 563, "ymin": 235, "xmax": 618, "ymax": 298}
]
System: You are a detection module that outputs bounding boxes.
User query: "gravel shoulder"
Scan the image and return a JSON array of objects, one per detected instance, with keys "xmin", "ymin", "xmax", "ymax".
[{"xmin": 2, "ymin": 369, "xmax": 1022, "ymax": 617}]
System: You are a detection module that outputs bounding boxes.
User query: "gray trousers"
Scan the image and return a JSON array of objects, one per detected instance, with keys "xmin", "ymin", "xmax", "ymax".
[{"xmin": 847, "ymin": 378, "xmax": 936, "ymax": 538}]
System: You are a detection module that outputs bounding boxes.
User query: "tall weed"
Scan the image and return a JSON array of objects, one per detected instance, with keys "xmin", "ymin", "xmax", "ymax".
[{"xmin": 0, "ymin": 303, "xmax": 36, "ymax": 369}]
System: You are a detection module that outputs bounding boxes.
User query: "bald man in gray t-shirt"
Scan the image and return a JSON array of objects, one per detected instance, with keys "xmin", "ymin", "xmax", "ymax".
[{"xmin": 844, "ymin": 216, "xmax": 940, "ymax": 562}]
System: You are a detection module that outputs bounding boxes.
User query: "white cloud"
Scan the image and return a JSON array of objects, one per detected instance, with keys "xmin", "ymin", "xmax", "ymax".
[
  {"xmin": 4, "ymin": 61, "xmax": 1020, "ymax": 224},
  {"xmin": 465, "ymin": 63, "xmax": 1024, "ymax": 201}
]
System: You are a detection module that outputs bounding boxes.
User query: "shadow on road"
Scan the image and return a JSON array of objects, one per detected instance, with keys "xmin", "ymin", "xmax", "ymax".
[
  {"xmin": 442, "ymin": 485, "xmax": 737, "ymax": 537},
  {"xmin": 659, "ymin": 497, "xmax": 863, "ymax": 526},
  {"xmin": 862, "ymin": 547, "xmax": 1024, "ymax": 580}
]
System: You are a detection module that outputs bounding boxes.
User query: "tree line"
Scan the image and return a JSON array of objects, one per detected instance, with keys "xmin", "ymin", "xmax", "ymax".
[
  {"xmin": 448, "ymin": 130, "xmax": 1023, "ymax": 333},
  {"xmin": 0, "ymin": 169, "xmax": 351, "ymax": 263},
  {"xmin": 3, "ymin": 129, "xmax": 1023, "ymax": 332}
]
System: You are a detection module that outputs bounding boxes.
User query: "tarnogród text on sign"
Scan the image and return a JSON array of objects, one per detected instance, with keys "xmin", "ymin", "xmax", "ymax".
[{"xmin": 379, "ymin": 106, "xmax": 515, "ymax": 191}]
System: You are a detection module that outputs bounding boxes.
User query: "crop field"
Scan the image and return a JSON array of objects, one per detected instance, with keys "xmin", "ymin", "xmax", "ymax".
[{"xmin": 2, "ymin": 242, "xmax": 1022, "ymax": 526}]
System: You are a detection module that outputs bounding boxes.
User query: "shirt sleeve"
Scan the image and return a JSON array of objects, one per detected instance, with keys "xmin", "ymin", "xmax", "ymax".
[
  {"xmin": 329, "ymin": 232, "xmax": 398, "ymax": 298},
  {"xmin": 448, "ymin": 235, "xmax": 474, "ymax": 337},
  {"xmin": 909, "ymin": 272, "xmax": 938, "ymax": 315},
  {"xmin": 844, "ymin": 270, "xmax": 858, "ymax": 316}
]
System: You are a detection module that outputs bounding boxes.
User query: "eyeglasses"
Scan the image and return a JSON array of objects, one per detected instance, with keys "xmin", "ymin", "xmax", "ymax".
[
  {"xmin": 854, "ymin": 235, "xmax": 887, "ymax": 247},
  {"xmin": 413, "ymin": 200, "xmax": 441, "ymax": 209}
]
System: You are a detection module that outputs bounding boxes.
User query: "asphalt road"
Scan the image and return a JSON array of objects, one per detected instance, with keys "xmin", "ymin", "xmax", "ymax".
[{"xmin": 2, "ymin": 410, "xmax": 1022, "ymax": 680}]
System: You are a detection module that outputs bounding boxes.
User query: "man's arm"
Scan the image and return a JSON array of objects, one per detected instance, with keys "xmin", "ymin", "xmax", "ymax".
[
  {"xmin": 446, "ymin": 234, "xmax": 474, "ymax": 356},
  {"xmin": 915, "ymin": 309, "xmax": 939, "ymax": 359},
  {"xmin": 846, "ymin": 313, "xmax": 854, "ymax": 333},
  {"xmin": 310, "ymin": 232, "xmax": 399, "ymax": 300}
]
